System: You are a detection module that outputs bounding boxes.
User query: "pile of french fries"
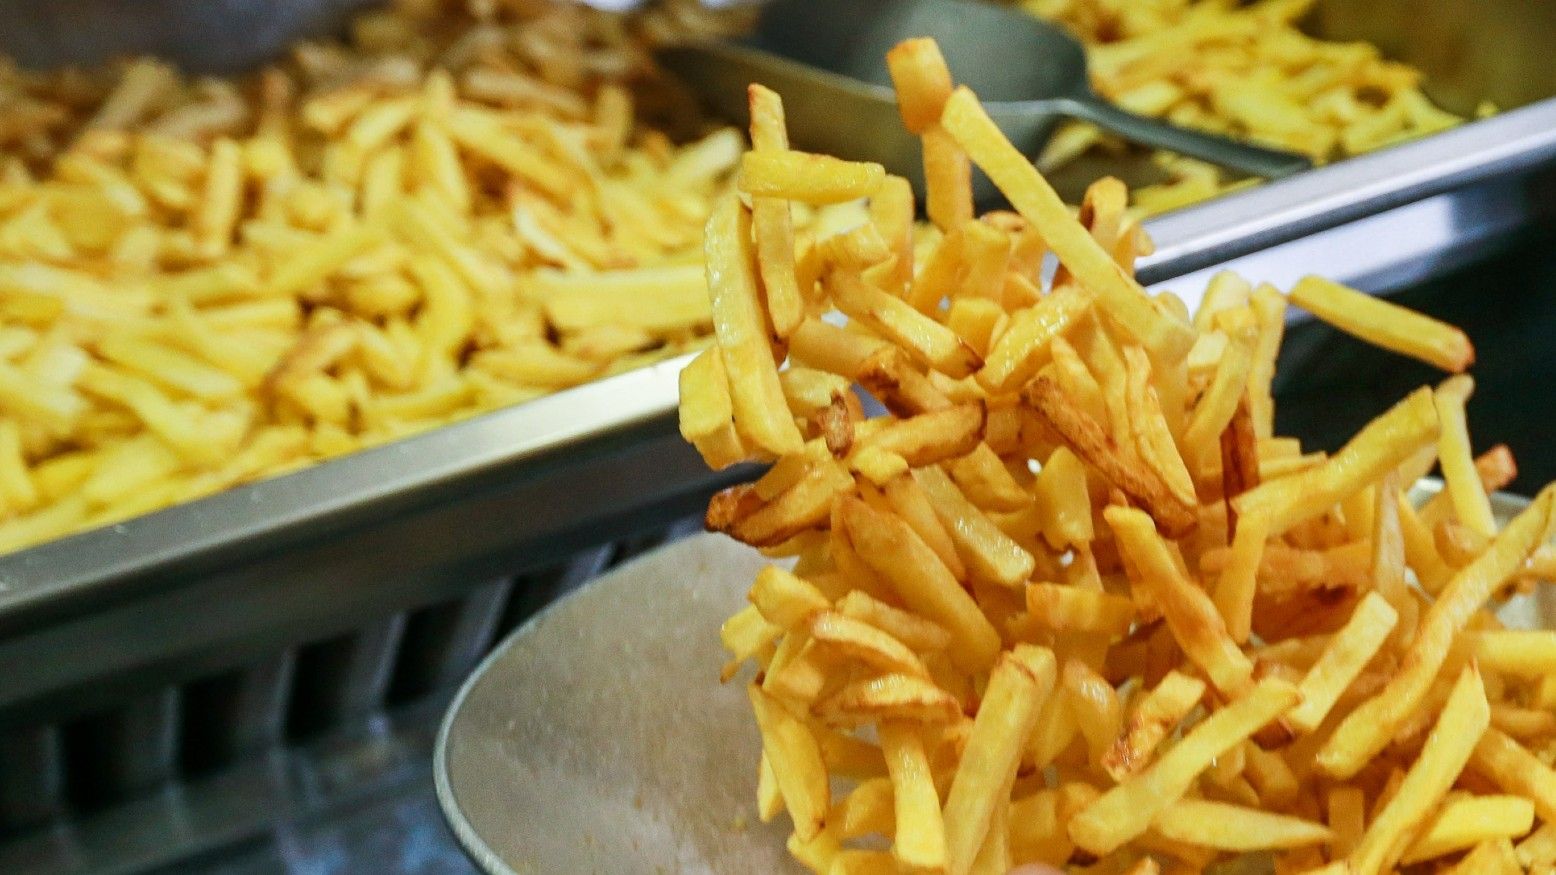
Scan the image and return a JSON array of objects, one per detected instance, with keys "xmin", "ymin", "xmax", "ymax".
[
  {"xmin": 683, "ymin": 35, "xmax": 1556, "ymax": 875},
  {"xmin": 1017, "ymin": 0, "xmax": 1479, "ymax": 214},
  {"xmin": 0, "ymin": 0, "xmax": 759, "ymax": 554}
]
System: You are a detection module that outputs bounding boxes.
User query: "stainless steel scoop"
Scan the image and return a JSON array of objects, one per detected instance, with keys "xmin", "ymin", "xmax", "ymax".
[{"xmin": 657, "ymin": 0, "xmax": 1312, "ymax": 196}]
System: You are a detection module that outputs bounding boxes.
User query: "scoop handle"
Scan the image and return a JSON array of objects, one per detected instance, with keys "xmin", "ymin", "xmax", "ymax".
[{"xmin": 1060, "ymin": 94, "xmax": 1312, "ymax": 179}]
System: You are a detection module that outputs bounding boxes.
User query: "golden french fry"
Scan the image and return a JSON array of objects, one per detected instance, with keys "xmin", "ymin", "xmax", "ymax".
[
  {"xmin": 915, "ymin": 465, "xmax": 1036, "ymax": 589},
  {"xmin": 1068, "ymin": 678, "xmax": 1299, "ymax": 855},
  {"xmin": 885, "ymin": 38, "xmax": 953, "ymax": 134},
  {"xmin": 1435, "ymin": 376, "xmax": 1497, "ymax": 538},
  {"xmin": 818, "ymin": 673, "xmax": 963, "ymax": 727},
  {"xmin": 1026, "ymin": 376, "xmax": 1197, "ymax": 537},
  {"xmin": 705, "ymin": 194, "xmax": 805, "ymax": 457},
  {"xmin": 1233, "ymin": 387, "xmax": 1439, "ymax": 536},
  {"xmin": 830, "ymin": 271, "xmax": 982, "ymax": 378},
  {"xmin": 1106, "ymin": 506, "xmax": 1252, "ymax": 696},
  {"xmin": 1401, "ymin": 795, "xmax": 1535, "ymax": 864},
  {"xmin": 740, "ymin": 151, "xmax": 885, "ymax": 205},
  {"xmin": 943, "ymin": 646, "xmax": 1056, "ymax": 875},
  {"xmin": 1286, "ymin": 591, "xmax": 1399, "ymax": 733},
  {"xmin": 1319, "ymin": 488, "xmax": 1553, "ymax": 779},
  {"xmin": 879, "ymin": 722, "xmax": 944, "ymax": 870},
  {"xmin": 839, "ymin": 497, "xmax": 1001, "ymax": 672},
  {"xmin": 747, "ymin": 85, "xmax": 804, "ymax": 340},
  {"xmin": 1153, "ymin": 799, "xmax": 1332, "ymax": 850},
  {"xmin": 1349, "ymin": 665, "xmax": 1489, "ymax": 875},
  {"xmin": 1472, "ymin": 727, "xmax": 1556, "ymax": 823},
  {"xmin": 1101, "ymin": 670, "xmax": 1205, "ymax": 781},
  {"xmin": 749, "ymin": 683, "xmax": 831, "ymax": 841},
  {"xmin": 1290, "ymin": 275, "xmax": 1474, "ymax": 373},
  {"xmin": 1026, "ymin": 584, "xmax": 1135, "ymax": 637},
  {"xmin": 976, "ymin": 286, "xmax": 1092, "ymax": 393},
  {"xmin": 941, "ymin": 87, "xmax": 1194, "ymax": 361}
]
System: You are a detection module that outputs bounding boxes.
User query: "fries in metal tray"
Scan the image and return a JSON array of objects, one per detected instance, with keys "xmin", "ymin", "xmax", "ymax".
[{"xmin": 682, "ymin": 37, "xmax": 1556, "ymax": 875}]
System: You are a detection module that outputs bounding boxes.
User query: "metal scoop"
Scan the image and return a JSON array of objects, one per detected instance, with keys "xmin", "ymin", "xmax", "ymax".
[{"xmin": 657, "ymin": 0, "xmax": 1312, "ymax": 195}]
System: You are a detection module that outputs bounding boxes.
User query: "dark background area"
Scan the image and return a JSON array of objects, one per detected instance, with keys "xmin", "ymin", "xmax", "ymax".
[{"xmin": 1274, "ymin": 227, "xmax": 1556, "ymax": 496}]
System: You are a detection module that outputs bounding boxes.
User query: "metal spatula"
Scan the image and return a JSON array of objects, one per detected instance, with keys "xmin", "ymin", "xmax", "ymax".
[{"xmin": 657, "ymin": 0, "xmax": 1312, "ymax": 193}]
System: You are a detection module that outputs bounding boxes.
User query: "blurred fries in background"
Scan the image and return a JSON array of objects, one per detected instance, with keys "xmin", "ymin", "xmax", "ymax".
[
  {"xmin": 1016, "ymin": 0, "xmax": 1488, "ymax": 214},
  {"xmin": 0, "ymin": 0, "xmax": 769, "ymax": 554},
  {"xmin": 686, "ymin": 35, "xmax": 1556, "ymax": 875}
]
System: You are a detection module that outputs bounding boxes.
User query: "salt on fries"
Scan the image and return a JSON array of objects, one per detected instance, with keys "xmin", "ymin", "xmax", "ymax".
[
  {"xmin": 683, "ymin": 37, "xmax": 1556, "ymax": 875},
  {"xmin": 0, "ymin": 0, "xmax": 753, "ymax": 554}
]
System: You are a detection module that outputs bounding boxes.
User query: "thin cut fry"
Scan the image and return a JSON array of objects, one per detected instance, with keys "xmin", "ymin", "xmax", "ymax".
[{"xmin": 1290, "ymin": 275, "xmax": 1474, "ymax": 373}]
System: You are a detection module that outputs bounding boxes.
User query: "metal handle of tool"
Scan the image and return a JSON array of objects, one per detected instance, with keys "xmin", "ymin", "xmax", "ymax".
[{"xmin": 1060, "ymin": 94, "xmax": 1313, "ymax": 179}]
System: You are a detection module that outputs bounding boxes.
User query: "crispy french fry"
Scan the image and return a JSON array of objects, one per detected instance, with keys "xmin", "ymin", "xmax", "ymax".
[
  {"xmin": 1319, "ymin": 488, "xmax": 1553, "ymax": 779},
  {"xmin": 1153, "ymin": 799, "xmax": 1332, "ymax": 850},
  {"xmin": 1286, "ymin": 591, "xmax": 1398, "ymax": 733},
  {"xmin": 976, "ymin": 286, "xmax": 1092, "ymax": 393},
  {"xmin": 1290, "ymin": 275, "xmax": 1474, "ymax": 373},
  {"xmin": 1027, "ymin": 584, "xmax": 1135, "ymax": 637},
  {"xmin": 886, "ymin": 38, "xmax": 953, "ymax": 134},
  {"xmin": 1101, "ymin": 670, "xmax": 1205, "ymax": 781},
  {"xmin": 1401, "ymin": 795, "xmax": 1535, "ymax": 864},
  {"xmin": 880, "ymin": 721, "xmax": 943, "ymax": 870},
  {"xmin": 1068, "ymin": 678, "xmax": 1299, "ymax": 855},
  {"xmin": 941, "ymin": 87, "xmax": 1194, "ymax": 361},
  {"xmin": 1435, "ymin": 376, "xmax": 1497, "ymax": 538},
  {"xmin": 840, "ymin": 497, "xmax": 1001, "ymax": 672},
  {"xmin": 1027, "ymin": 376, "xmax": 1197, "ymax": 536},
  {"xmin": 1107, "ymin": 506, "xmax": 1252, "ymax": 696},
  {"xmin": 749, "ymin": 683, "xmax": 830, "ymax": 841},
  {"xmin": 1472, "ymin": 727, "xmax": 1556, "ymax": 823},
  {"xmin": 915, "ymin": 465, "xmax": 1036, "ymax": 589},
  {"xmin": 943, "ymin": 646, "xmax": 1056, "ymax": 875},
  {"xmin": 740, "ymin": 151, "xmax": 885, "ymax": 205},
  {"xmin": 1349, "ymin": 665, "xmax": 1490, "ymax": 875},
  {"xmin": 1234, "ymin": 387, "xmax": 1439, "ymax": 536},
  {"xmin": 831, "ymin": 271, "xmax": 981, "ymax": 378}
]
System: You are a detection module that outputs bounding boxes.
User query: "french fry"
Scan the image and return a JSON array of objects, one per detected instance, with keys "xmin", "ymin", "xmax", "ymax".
[
  {"xmin": 750, "ymin": 566, "xmax": 830, "ymax": 630},
  {"xmin": 1107, "ymin": 506, "xmax": 1252, "ymax": 696},
  {"xmin": 1471, "ymin": 727, "xmax": 1556, "ymax": 823},
  {"xmin": 1233, "ymin": 387, "xmax": 1439, "ymax": 536},
  {"xmin": 749, "ymin": 683, "xmax": 830, "ymax": 842},
  {"xmin": 818, "ymin": 673, "xmax": 963, "ymax": 726},
  {"xmin": 880, "ymin": 722, "xmax": 943, "ymax": 869},
  {"xmin": 915, "ymin": 465, "xmax": 1036, "ymax": 589},
  {"xmin": 810, "ymin": 611, "xmax": 930, "ymax": 679},
  {"xmin": 1349, "ymin": 665, "xmax": 1490, "ymax": 875},
  {"xmin": 831, "ymin": 271, "xmax": 981, "ymax": 378},
  {"xmin": 1152, "ymin": 799, "xmax": 1332, "ymax": 850},
  {"xmin": 1101, "ymin": 670, "xmax": 1205, "ymax": 781},
  {"xmin": 747, "ymin": 85, "xmax": 804, "ymax": 340},
  {"xmin": 836, "ymin": 590, "xmax": 952, "ymax": 653},
  {"xmin": 976, "ymin": 286, "xmax": 1092, "ymax": 393},
  {"xmin": 921, "ymin": 126, "xmax": 973, "ymax": 233},
  {"xmin": 1435, "ymin": 376, "xmax": 1497, "ymax": 538},
  {"xmin": 1027, "ymin": 584, "xmax": 1135, "ymax": 637},
  {"xmin": 856, "ymin": 403, "xmax": 983, "ymax": 467},
  {"xmin": 679, "ymin": 348, "xmax": 749, "ymax": 470},
  {"xmin": 740, "ymin": 151, "xmax": 885, "ymax": 205},
  {"xmin": 1319, "ymin": 488, "xmax": 1553, "ymax": 779},
  {"xmin": 886, "ymin": 38, "xmax": 954, "ymax": 134},
  {"xmin": 1027, "ymin": 376, "xmax": 1197, "ymax": 536},
  {"xmin": 1068, "ymin": 678, "xmax": 1300, "ymax": 855},
  {"xmin": 1286, "ymin": 591, "xmax": 1399, "ymax": 733},
  {"xmin": 943, "ymin": 646, "xmax": 1056, "ymax": 875},
  {"xmin": 705, "ymin": 195, "xmax": 804, "ymax": 457},
  {"xmin": 1062, "ymin": 659, "xmax": 1123, "ymax": 767},
  {"xmin": 840, "ymin": 497, "xmax": 1001, "ymax": 672},
  {"xmin": 948, "ymin": 443, "xmax": 1030, "ymax": 512},
  {"xmin": 1401, "ymin": 795, "xmax": 1535, "ymax": 864},
  {"xmin": 941, "ymin": 87, "xmax": 1194, "ymax": 362},
  {"xmin": 1290, "ymin": 275, "xmax": 1474, "ymax": 373}
]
